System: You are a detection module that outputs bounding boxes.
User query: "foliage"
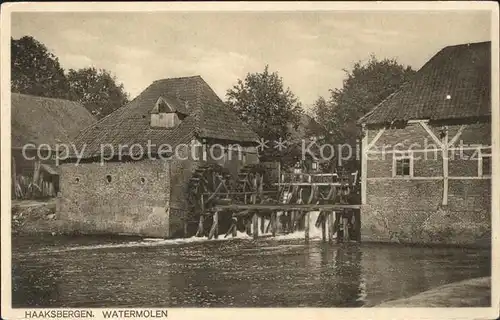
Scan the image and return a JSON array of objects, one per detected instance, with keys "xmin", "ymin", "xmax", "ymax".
[
  {"xmin": 226, "ymin": 65, "xmax": 303, "ymax": 166},
  {"xmin": 11, "ymin": 36, "xmax": 129, "ymax": 119},
  {"xmin": 67, "ymin": 67, "xmax": 129, "ymax": 119},
  {"xmin": 312, "ymin": 55, "xmax": 416, "ymax": 170},
  {"xmin": 11, "ymin": 36, "xmax": 70, "ymax": 99}
]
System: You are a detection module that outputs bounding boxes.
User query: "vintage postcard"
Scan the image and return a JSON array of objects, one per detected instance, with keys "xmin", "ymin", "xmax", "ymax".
[{"xmin": 1, "ymin": 1, "xmax": 498, "ymax": 320}]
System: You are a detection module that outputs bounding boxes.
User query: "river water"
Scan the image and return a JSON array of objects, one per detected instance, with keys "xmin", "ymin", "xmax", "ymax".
[{"xmin": 11, "ymin": 231, "xmax": 490, "ymax": 308}]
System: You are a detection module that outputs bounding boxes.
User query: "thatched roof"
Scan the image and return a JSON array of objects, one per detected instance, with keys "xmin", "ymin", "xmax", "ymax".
[
  {"xmin": 359, "ymin": 41, "xmax": 491, "ymax": 125},
  {"xmin": 11, "ymin": 93, "xmax": 97, "ymax": 148},
  {"xmin": 73, "ymin": 75, "xmax": 259, "ymax": 158}
]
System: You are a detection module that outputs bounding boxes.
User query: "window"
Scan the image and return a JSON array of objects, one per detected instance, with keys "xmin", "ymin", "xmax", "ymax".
[
  {"xmin": 394, "ymin": 155, "xmax": 412, "ymax": 177},
  {"xmin": 140, "ymin": 177, "xmax": 146, "ymax": 184},
  {"xmin": 480, "ymin": 154, "xmax": 491, "ymax": 177},
  {"xmin": 75, "ymin": 177, "xmax": 80, "ymax": 183},
  {"xmin": 106, "ymin": 175, "xmax": 112, "ymax": 183}
]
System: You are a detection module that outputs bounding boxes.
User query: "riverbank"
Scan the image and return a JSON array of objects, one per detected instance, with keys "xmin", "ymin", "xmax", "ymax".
[{"xmin": 375, "ymin": 277, "xmax": 491, "ymax": 307}]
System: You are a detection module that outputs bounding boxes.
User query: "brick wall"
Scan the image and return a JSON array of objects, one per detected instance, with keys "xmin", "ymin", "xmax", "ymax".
[
  {"xmin": 57, "ymin": 159, "xmax": 170, "ymax": 237},
  {"xmin": 362, "ymin": 121, "xmax": 491, "ymax": 246}
]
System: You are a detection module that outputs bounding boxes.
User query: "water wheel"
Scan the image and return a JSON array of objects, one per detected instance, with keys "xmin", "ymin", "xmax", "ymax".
[
  {"xmin": 188, "ymin": 163, "xmax": 234, "ymax": 237},
  {"xmin": 237, "ymin": 164, "xmax": 272, "ymax": 203}
]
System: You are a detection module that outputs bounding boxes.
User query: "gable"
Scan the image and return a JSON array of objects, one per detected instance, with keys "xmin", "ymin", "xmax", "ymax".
[{"xmin": 151, "ymin": 97, "xmax": 175, "ymax": 114}]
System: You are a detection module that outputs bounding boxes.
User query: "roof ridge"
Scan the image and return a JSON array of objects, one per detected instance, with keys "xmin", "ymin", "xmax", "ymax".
[
  {"xmin": 153, "ymin": 75, "xmax": 203, "ymax": 83},
  {"xmin": 441, "ymin": 40, "xmax": 491, "ymax": 51},
  {"xmin": 12, "ymin": 92, "xmax": 81, "ymax": 104}
]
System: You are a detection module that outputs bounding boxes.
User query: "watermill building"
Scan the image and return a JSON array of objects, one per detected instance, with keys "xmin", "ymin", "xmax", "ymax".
[{"xmin": 57, "ymin": 76, "xmax": 259, "ymax": 238}]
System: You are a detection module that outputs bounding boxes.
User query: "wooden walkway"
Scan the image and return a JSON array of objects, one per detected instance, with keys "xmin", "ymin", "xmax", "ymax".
[{"xmin": 212, "ymin": 203, "xmax": 361, "ymax": 211}]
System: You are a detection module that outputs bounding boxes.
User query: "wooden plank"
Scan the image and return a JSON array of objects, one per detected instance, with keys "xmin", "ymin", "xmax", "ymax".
[
  {"xmin": 448, "ymin": 124, "xmax": 466, "ymax": 147},
  {"xmin": 274, "ymin": 182, "xmax": 347, "ymax": 186},
  {"xmin": 419, "ymin": 121, "xmax": 443, "ymax": 148},
  {"xmin": 213, "ymin": 204, "xmax": 361, "ymax": 211},
  {"xmin": 366, "ymin": 127, "xmax": 386, "ymax": 150}
]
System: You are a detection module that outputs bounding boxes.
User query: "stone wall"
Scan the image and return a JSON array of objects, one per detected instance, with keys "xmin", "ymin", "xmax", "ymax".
[
  {"xmin": 57, "ymin": 159, "xmax": 170, "ymax": 237},
  {"xmin": 362, "ymin": 121, "xmax": 491, "ymax": 246}
]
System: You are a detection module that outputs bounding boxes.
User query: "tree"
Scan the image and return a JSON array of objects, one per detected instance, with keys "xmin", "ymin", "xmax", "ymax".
[
  {"xmin": 67, "ymin": 67, "xmax": 129, "ymax": 119},
  {"xmin": 11, "ymin": 36, "xmax": 69, "ymax": 99},
  {"xmin": 226, "ymin": 65, "xmax": 303, "ymax": 164},
  {"xmin": 312, "ymin": 55, "xmax": 416, "ymax": 170}
]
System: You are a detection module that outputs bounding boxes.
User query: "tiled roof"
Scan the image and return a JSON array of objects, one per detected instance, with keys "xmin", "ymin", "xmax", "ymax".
[
  {"xmin": 359, "ymin": 41, "xmax": 491, "ymax": 125},
  {"xmin": 11, "ymin": 93, "xmax": 96, "ymax": 148},
  {"xmin": 73, "ymin": 76, "xmax": 258, "ymax": 158}
]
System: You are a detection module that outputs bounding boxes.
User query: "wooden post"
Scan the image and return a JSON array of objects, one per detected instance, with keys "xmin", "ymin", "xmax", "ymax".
[
  {"xmin": 208, "ymin": 211, "xmax": 219, "ymax": 240},
  {"xmin": 214, "ymin": 212, "xmax": 219, "ymax": 239},
  {"xmin": 442, "ymin": 126, "xmax": 449, "ymax": 206},
  {"xmin": 260, "ymin": 215, "xmax": 265, "ymax": 233},
  {"xmin": 328, "ymin": 212, "xmax": 334, "ymax": 242},
  {"xmin": 252, "ymin": 213, "xmax": 259, "ymax": 239},
  {"xmin": 304, "ymin": 211, "xmax": 310, "ymax": 242},
  {"xmin": 361, "ymin": 125, "xmax": 368, "ymax": 205},
  {"xmin": 196, "ymin": 215, "xmax": 205, "ymax": 237},
  {"xmin": 354, "ymin": 209, "xmax": 361, "ymax": 242},
  {"xmin": 289, "ymin": 211, "xmax": 295, "ymax": 232},
  {"xmin": 342, "ymin": 212, "xmax": 350, "ymax": 242},
  {"xmin": 335, "ymin": 212, "xmax": 341, "ymax": 243},
  {"xmin": 321, "ymin": 213, "xmax": 326, "ymax": 242},
  {"xmin": 245, "ymin": 216, "xmax": 252, "ymax": 236},
  {"xmin": 232, "ymin": 217, "xmax": 238, "ymax": 237},
  {"xmin": 271, "ymin": 212, "xmax": 277, "ymax": 237}
]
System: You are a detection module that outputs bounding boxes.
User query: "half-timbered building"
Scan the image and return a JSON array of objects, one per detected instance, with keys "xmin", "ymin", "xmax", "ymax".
[{"xmin": 358, "ymin": 41, "xmax": 491, "ymax": 245}]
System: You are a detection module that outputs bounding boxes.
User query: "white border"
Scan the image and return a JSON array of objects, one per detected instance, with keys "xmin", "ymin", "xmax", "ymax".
[{"xmin": 1, "ymin": 2, "xmax": 499, "ymax": 320}]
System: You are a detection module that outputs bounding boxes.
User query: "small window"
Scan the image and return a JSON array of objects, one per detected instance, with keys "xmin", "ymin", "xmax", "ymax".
[
  {"xmin": 394, "ymin": 156, "xmax": 412, "ymax": 177},
  {"xmin": 75, "ymin": 177, "xmax": 80, "ymax": 183},
  {"xmin": 481, "ymin": 155, "xmax": 491, "ymax": 177},
  {"xmin": 140, "ymin": 177, "xmax": 146, "ymax": 184},
  {"xmin": 106, "ymin": 175, "xmax": 112, "ymax": 183}
]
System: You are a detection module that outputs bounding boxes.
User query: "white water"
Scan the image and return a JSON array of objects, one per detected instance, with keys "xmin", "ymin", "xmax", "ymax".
[
  {"xmin": 42, "ymin": 212, "xmax": 335, "ymax": 253},
  {"xmin": 44, "ymin": 231, "xmax": 252, "ymax": 253}
]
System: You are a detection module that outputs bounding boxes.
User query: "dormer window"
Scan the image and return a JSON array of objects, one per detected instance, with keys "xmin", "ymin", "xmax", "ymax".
[{"xmin": 150, "ymin": 96, "xmax": 181, "ymax": 129}]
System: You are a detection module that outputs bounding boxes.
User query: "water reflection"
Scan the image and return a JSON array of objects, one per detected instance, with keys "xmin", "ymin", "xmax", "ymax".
[
  {"xmin": 11, "ymin": 236, "xmax": 490, "ymax": 308},
  {"xmin": 12, "ymin": 260, "xmax": 61, "ymax": 307}
]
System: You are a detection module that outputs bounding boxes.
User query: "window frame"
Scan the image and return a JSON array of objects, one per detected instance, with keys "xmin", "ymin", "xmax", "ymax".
[{"xmin": 392, "ymin": 153, "xmax": 414, "ymax": 178}]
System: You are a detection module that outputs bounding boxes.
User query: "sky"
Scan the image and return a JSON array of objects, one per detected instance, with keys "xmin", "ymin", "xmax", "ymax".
[{"xmin": 11, "ymin": 11, "xmax": 491, "ymax": 110}]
